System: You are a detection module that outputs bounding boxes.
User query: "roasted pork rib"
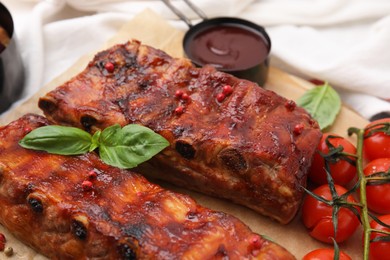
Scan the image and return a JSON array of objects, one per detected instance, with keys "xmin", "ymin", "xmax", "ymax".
[
  {"xmin": 39, "ymin": 40, "xmax": 322, "ymax": 224},
  {"xmin": 0, "ymin": 114, "xmax": 295, "ymax": 259}
]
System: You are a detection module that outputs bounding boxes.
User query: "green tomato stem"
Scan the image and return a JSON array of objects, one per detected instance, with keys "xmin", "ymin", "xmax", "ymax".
[
  {"xmin": 370, "ymin": 229, "xmax": 390, "ymax": 236},
  {"xmin": 354, "ymin": 128, "xmax": 370, "ymax": 260},
  {"xmin": 365, "ymin": 176, "xmax": 390, "ymax": 181},
  {"xmin": 341, "ymin": 201, "xmax": 363, "ymax": 208},
  {"xmin": 340, "ymin": 152, "xmax": 358, "ymax": 158}
]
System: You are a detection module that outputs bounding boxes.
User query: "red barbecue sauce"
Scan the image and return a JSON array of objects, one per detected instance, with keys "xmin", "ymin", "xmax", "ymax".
[{"xmin": 186, "ymin": 24, "xmax": 269, "ymax": 70}]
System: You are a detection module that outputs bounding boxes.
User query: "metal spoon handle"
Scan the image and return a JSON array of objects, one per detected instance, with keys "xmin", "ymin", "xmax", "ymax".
[
  {"xmin": 162, "ymin": 0, "xmax": 208, "ymax": 28},
  {"xmin": 183, "ymin": 0, "xmax": 208, "ymax": 20}
]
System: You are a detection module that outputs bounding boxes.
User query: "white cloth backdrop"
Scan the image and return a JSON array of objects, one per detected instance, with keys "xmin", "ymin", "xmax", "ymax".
[{"xmin": 3, "ymin": 0, "xmax": 390, "ymax": 120}]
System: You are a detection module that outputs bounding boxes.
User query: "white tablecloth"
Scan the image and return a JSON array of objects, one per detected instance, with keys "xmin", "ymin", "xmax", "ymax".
[{"xmin": 2, "ymin": 0, "xmax": 390, "ymax": 120}]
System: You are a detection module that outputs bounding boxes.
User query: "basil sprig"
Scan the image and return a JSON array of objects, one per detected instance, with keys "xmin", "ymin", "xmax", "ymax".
[
  {"xmin": 19, "ymin": 124, "xmax": 170, "ymax": 169},
  {"xmin": 297, "ymin": 82, "xmax": 341, "ymax": 130}
]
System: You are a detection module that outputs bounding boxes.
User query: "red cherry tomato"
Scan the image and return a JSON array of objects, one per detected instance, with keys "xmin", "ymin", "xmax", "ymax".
[
  {"xmin": 364, "ymin": 118, "xmax": 390, "ymax": 161},
  {"xmin": 302, "ymin": 184, "xmax": 360, "ymax": 243},
  {"xmin": 363, "ymin": 158, "xmax": 390, "ymax": 214},
  {"xmin": 370, "ymin": 215, "xmax": 390, "ymax": 260},
  {"xmin": 309, "ymin": 133, "xmax": 357, "ymax": 186},
  {"xmin": 302, "ymin": 248, "xmax": 352, "ymax": 260}
]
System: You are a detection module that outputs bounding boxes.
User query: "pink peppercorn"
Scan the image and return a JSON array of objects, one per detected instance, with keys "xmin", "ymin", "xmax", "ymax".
[
  {"xmin": 181, "ymin": 93, "xmax": 190, "ymax": 101},
  {"xmin": 285, "ymin": 100, "xmax": 296, "ymax": 111},
  {"xmin": 293, "ymin": 123, "xmax": 305, "ymax": 135},
  {"xmin": 82, "ymin": 180, "xmax": 93, "ymax": 191},
  {"xmin": 222, "ymin": 85, "xmax": 233, "ymax": 96},
  {"xmin": 216, "ymin": 93, "xmax": 226, "ymax": 102},
  {"xmin": 175, "ymin": 90, "xmax": 184, "ymax": 99},
  {"xmin": 248, "ymin": 234, "xmax": 263, "ymax": 256},
  {"xmin": 23, "ymin": 127, "xmax": 32, "ymax": 134},
  {"xmin": 174, "ymin": 106, "xmax": 184, "ymax": 115},
  {"xmin": 87, "ymin": 170, "xmax": 97, "ymax": 180},
  {"xmin": 250, "ymin": 234, "xmax": 262, "ymax": 249},
  {"xmin": 104, "ymin": 62, "xmax": 115, "ymax": 73}
]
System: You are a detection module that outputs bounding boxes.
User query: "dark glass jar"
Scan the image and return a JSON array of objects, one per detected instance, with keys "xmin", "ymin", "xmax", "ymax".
[{"xmin": 0, "ymin": 3, "xmax": 24, "ymax": 113}]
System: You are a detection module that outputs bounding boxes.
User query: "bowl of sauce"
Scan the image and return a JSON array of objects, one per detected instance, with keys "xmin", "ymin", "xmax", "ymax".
[
  {"xmin": 183, "ymin": 17, "xmax": 271, "ymax": 86},
  {"xmin": 0, "ymin": 2, "xmax": 24, "ymax": 113}
]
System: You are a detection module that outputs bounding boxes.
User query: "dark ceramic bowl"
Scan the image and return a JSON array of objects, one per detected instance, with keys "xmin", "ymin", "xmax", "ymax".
[
  {"xmin": 183, "ymin": 17, "xmax": 271, "ymax": 86},
  {"xmin": 0, "ymin": 3, "xmax": 24, "ymax": 113}
]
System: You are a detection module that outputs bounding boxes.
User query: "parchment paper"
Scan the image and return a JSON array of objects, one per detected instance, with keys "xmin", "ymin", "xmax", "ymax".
[{"xmin": 0, "ymin": 9, "xmax": 368, "ymax": 259}]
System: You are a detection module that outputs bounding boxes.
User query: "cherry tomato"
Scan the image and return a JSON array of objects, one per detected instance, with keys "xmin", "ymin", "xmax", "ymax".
[
  {"xmin": 364, "ymin": 118, "xmax": 390, "ymax": 161},
  {"xmin": 302, "ymin": 248, "xmax": 352, "ymax": 260},
  {"xmin": 302, "ymin": 184, "xmax": 360, "ymax": 243},
  {"xmin": 369, "ymin": 215, "xmax": 390, "ymax": 260},
  {"xmin": 309, "ymin": 133, "xmax": 357, "ymax": 186},
  {"xmin": 363, "ymin": 158, "xmax": 390, "ymax": 214}
]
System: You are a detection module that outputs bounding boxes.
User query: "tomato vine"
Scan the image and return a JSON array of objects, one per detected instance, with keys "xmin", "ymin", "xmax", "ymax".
[{"xmin": 303, "ymin": 119, "xmax": 390, "ymax": 260}]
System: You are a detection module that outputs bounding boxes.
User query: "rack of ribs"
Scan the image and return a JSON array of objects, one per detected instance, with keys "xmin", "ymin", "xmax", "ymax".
[
  {"xmin": 0, "ymin": 114, "xmax": 295, "ymax": 259},
  {"xmin": 38, "ymin": 40, "xmax": 322, "ymax": 224}
]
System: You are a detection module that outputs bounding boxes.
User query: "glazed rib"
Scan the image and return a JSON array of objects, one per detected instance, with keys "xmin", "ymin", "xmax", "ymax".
[
  {"xmin": 0, "ymin": 114, "xmax": 295, "ymax": 259},
  {"xmin": 39, "ymin": 40, "xmax": 322, "ymax": 224}
]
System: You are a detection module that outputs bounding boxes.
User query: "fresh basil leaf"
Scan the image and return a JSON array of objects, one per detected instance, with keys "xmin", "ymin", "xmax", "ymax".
[
  {"xmin": 297, "ymin": 82, "xmax": 341, "ymax": 130},
  {"xmin": 19, "ymin": 123, "xmax": 169, "ymax": 169},
  {"xmin": 90, "ymin": 130, "xmax": 101, "ymax": 152},
  {"xmin": 99, "ymin": 124, "xmax": 121, "ymax": 145},
  {"xmin": 99, "ymin": 124, "xmax": 170, "ymax": 169},
  {"xmin": 19, "ymin": 125, "xmax": 92, "ymax": 155}
]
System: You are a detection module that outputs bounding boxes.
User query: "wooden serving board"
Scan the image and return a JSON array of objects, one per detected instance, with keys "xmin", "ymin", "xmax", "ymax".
[{"xmin": 0, "ymin": 9, "xmax": 368, "ymax": 259}]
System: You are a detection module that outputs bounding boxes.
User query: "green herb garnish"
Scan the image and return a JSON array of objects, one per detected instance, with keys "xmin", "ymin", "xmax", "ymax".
[
  {"xmin": 297, "ymin": 82, "xmax": 341, "ymax": 130},
  {"xmin": 19, "ymin": 124, "xmax": 170, "ymax": 169}
]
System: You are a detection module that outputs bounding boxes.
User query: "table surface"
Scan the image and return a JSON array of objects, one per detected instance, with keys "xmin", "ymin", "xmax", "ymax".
[{"xmin": 0, "ymin": 9, "xmax": 368, "ymax": 260}]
